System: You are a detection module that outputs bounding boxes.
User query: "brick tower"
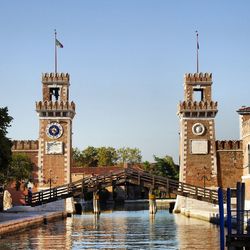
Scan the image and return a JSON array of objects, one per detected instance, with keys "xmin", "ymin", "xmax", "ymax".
[
  {"xmin": 178, "ymin": 73, "xmax": 218, "ymax": 188},
  {"xmin": 237, "ymin": 106, "xmax": 250, "ymax": 208},
  {"xmin": 36, "ymin": 73, "xmax": 75, "ymax": 190}
]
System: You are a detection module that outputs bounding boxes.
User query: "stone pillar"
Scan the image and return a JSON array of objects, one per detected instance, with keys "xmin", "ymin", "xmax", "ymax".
[
  {"xmin": 93, "ymin": 191, "xmax": 100, "ymax": 214},
  {"xmin": 66, "ymin": 197, "xmax": 75, "ymax": 214},
  {"xmin": 149, "ymin": 190, "xmax": 157, "ymax": 214}
]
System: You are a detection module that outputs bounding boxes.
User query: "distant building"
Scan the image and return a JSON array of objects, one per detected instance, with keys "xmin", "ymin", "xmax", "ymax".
[
  {"xmin": 237, "ymin": 106, "xmax": 250, "ymax": 209},
  {"xmin": 10, "ymin": 72, "xmax": 75, "ymax": 206},
  {"xmin": 177, "ymin": 72, "xmax": 249, "ymax": 209},
  {"xmin": 9, "ymin": 71, "xmax": 250, "ymax": 209}
]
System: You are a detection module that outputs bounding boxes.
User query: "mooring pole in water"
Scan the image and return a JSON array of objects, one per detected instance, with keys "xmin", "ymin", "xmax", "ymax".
[
  {"xmin": 93, "ymin": 191, "xmax": 100, "ymax": 214},
  {"xmin": 218, "ymin": 187, "xmax": 225, "ymax": 250},
  {"xmin": 227, "ymin": 188, "xmax": 232, "ymax": 236},
  {"xmin": 149, "ymin": 189, "xmax": 157, "ymax": 214},
  {"xmin": 236, "ymin": 182, "xmax": 242, "ymax": 235},
  {"xmin": 240, "ymin": 182, "xmax": 245, "ymax": 235}
]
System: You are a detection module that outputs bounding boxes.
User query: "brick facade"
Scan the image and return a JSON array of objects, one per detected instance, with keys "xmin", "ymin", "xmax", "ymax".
[
  {"xmin": 216, "ymin": 140, "xmax": 243, "ymax": 188},
  {"xmin": 36, "ymin": 73, "xmax": 75, "ymax": 190},
  {"xmin": 237, "ymin": 107, "xmax": 250, "ymax": 203},
  {"xmin": 8, "ymin": 71, "xmax": 249, "ymax": 206},
  {"xmin": 9, "ymin": 140, "xmax": 39, "ymax": 205},
  {"xmin": 178, "ymin": 73, "xmax": 244, "ymax": 190}
]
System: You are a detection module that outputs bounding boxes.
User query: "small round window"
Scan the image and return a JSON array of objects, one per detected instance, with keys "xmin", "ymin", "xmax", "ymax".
[{"xmin": 192, "ymin": 123, "xmax": 205, "ymax": 136}]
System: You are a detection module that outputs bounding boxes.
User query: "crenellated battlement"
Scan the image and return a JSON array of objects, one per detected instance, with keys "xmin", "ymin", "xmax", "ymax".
[
  {"xmin": 178, "ymin": 100, "xmax": 218, "ymax": 111},
  {"xmin": 216, "ymin": 140, "xmax": 242, "ymax": 151},
  {"xmin": 184, "ymin": 72, "xmax": 212, "ymax": 83},
  {"xmin": 42, "ymin": 73, "xmax": 70, "ymax": 83},
  {"xmin": 237, "ymin": 106, "xmax": 250, "ymax": 115},
  {"xmin": 36, "ymin": 101, "xmax": 76, "ymax": 111},
  {"xmin": 12, "ymin": 140, "xmax": 39, "ymax": 151}
]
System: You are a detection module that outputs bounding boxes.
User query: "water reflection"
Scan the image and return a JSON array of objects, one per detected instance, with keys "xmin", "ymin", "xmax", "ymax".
[
  {"xmin": 0, "ymin": 219, "xmax": 72, "ymax": 250},
  {"xmin": 175, "ymin": 214, "xmax": 220, "ymax": 250},
  {"xmin": 0, "ymin": 204, "xmax": 221, "ymax": 249}
]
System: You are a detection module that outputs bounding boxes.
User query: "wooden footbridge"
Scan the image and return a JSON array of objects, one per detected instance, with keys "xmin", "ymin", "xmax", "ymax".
[{"xmin": 25, "ymin": 168, "xmax": 221, "ymax": 207}]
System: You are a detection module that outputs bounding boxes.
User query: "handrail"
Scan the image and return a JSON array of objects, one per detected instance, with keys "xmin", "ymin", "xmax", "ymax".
[{"xmin": 25, "ymin": 168, "xmax": 223, "ymax": 206}]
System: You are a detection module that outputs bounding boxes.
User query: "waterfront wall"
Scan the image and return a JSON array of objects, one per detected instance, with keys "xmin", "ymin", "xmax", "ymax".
[
  {"xmin": 0, "ymin": 211, "xmax": 67, "ymax": 236},
  {"xmin": 174, "ymin": 195, "xmax": 219, "ymax": 222}
]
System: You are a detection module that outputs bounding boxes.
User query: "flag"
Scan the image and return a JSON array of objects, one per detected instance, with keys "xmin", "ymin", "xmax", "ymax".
[
  {"xmin": 56, "ymin": 39, "xmax": 63, "ymax": 48},
  {"xmin": 196, "ymin": 31, "xmax": 199, "ymax": 50}
]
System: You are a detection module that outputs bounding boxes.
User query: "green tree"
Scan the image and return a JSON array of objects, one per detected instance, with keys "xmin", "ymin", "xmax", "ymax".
[
  {"xmin": 142, "ymin": 155, "xmax": 179, "ymax": 180},
  {"xmin": 97, "ymin": 147, "xmax": 118, "ymax": 166},
  {"xmin": 8, "ymin": 154, "xmax": 34, "ymax": 190},
  {"xmin": 82, "ymin": 146, "xmax": 98, "ymax": 167},
  {"xmin": 73, "ymin": 146, "xmax": 142, "ymax": 167},
  {"xmin": 154, "ymin": 155, "xmax": 179, "ymax": 179},
  {"xmin": 142, "ymin": 161, "xmax": 151, "ymax": 172},
  {"xmin": 117, "ymin": 147, "xmax": 129, "ymax": 164},
  {"xmin": 72, "ymin": 147, "xmax": 83, "ymax": 167},
  {"xmin": 0, "ymin": 107, "xmax": 13, "ymax": 185},
  {"xmin": 117, "ymin": 147, "xmax": 142, "ymax": 164}
]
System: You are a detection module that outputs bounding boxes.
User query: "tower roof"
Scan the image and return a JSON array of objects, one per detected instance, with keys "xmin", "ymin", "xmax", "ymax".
[
  {"xmin": 184, "ymin": 72, "xmax": 212, "ymax": 83},
  {"xmin": 237, "ymin": 106, "xmax": 250, "ymax": 115}
]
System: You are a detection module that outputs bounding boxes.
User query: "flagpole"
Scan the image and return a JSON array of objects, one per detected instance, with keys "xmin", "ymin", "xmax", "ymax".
[
  {"xmin": 55, "ymin": 29, "xmax": 57, "ymax": 73},
  {"xmin": 196, "ymin": 31, "xmax": 199, "ymax": 73}
]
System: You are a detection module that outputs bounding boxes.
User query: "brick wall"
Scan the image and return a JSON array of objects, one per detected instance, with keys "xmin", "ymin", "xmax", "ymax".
[
  {"xmin": 216, "ymin": 140, "xmax": 243, "ymax": 188},
  {"xmin": 8, "ymin": 140, "xmax": 39, "ymax": 205}
]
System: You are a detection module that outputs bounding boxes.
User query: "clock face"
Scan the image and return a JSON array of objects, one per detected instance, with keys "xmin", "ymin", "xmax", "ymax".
[
  {"xmin": 46, "ymin": 123, "xmax": 63, "ymax": 139},
  {"xmin": 192, "ymin": 123, "xmax": 205, "ymax": 136}
]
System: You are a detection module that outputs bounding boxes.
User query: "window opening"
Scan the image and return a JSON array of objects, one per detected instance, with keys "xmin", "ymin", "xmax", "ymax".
[
  {"xmin": 49, "ymin": 87, "xmax": 60, "ymax": 101},
  {"xmin": 193, "ymin": 88, "xmax": 204, "ymax": 101}
]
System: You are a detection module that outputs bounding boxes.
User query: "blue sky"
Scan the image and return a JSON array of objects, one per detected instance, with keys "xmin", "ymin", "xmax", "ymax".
[{"xmin": 0, "ymin": 1, "xmax": 250, "ymax": 163}]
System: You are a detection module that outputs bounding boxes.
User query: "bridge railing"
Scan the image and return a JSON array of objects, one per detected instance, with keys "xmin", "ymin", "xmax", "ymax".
[
  {"xmin": 25, "ymin": 167, "xmax": 222, "ymax": 206},
  {"xmin": 124, "ymin": 168, "xmax": 219, "ymax": 203},
  {"xmin": 25, "ymin": 169, "xmax": 126, "ymax": 206}
]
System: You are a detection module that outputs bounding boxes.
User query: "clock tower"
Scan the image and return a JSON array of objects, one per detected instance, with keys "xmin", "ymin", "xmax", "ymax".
[
  {"xmin": 178, "ymin": 73, "xmax": 218, "ymax": 188},
  {"xmin": 36, "ymin": 73, "xmax": 75, "ymax": 190}
]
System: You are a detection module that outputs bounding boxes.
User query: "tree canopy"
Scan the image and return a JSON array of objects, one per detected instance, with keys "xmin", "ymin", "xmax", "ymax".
[
  {"xmin": 0, "ymin": 107, "xmax": 13, "ymax": 185},
  {"xmin": 73, "ymin": 146, "xmax": 142, "ymax": 167},
  {"xmin": 142, "ymin": 155, "xmax": 179, "ymax": 180},
  {"xmin": 0, "ymin": 107, "xmax": 34, "ymax": 188},
  {"xmin": 97, "ymin": 147, "xmax": 118, "ymax": 166},
  {"xmin": 117, "ymin": 147, "xmax": 142, "ymax": 164},
  {"xmin": 8, "ymin": 153, "xmax": 34, "ymax": 190}
]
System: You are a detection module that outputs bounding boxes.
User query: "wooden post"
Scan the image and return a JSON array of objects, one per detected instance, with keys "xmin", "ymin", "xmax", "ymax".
[
  {"xmin": 149, "ymin": 189, "xmax": 157, "ymax": 214},
  {"xmin": 166, "ymin": 179, "xmax": 169, "ymax": 196},
  {"xmin": 93, "ymin": 191, "xmax": 100, "ymax": 214},
  {"xmin": 227, "ymin": 188, "xmax": 232, "ymax": 236},
  {"xmin": 218, "ymin": 187, "xmax": 225, "ymax": 250},
  {"xmin": 138, "ymin": 174, "xmax": 141, "ymax": 186},
  {"xmin": 240, "ymin": 183, "xmax": 245, "ymax": 235},
  {"xmin": 236, "ymin": 182, "xmax": 242, "ymax": 235},
  {"xmin": 112, "ymin": 180, "xmax": 116, "ymax": 201}
]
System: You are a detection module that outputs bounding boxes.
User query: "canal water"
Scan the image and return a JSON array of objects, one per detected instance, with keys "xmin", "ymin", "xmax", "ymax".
[{"xmin": 0, "ymin": 204, "xmax": 220, "ymax": 249}]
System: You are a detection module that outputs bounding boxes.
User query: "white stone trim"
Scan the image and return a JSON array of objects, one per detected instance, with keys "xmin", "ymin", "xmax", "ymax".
[
  {"xmin": 39, "ymin": 117, "xmax": 73, "ymax": 121},
  {"xmin": 38, "ymin": 138, "xmax": 43, "ymax": 188},
  {"xmin": 66, "ymin": 120, "xmax": 71, "ymax": 183},
  {"xmin": 12, "ymin": 150, "xmax": 38, "ymax": 152},
  {"xmin": 242, "ymin": 175, "xmax": 250, "ymax": 180},
  {"xmin": 216, "ymin": 149, "xmax": 242, "ymax": 152},
  {"xmin": 239, "ymin": 115, "xmax": 243, "ymax": 139},
  {"xmin": 245, "ymin": 200, "xmax": 250, "ymax": 210},
  {"xmin": 181, "ymin": 117, "xmax": 215, "ymax": 121}
]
